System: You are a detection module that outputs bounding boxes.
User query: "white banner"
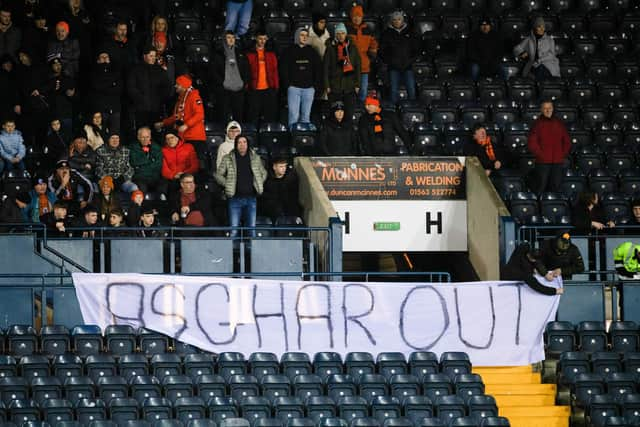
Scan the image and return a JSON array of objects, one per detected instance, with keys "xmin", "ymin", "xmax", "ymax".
[{"xmin": 72, "ymin": 274, "xmax": 561, "ymax": 366}]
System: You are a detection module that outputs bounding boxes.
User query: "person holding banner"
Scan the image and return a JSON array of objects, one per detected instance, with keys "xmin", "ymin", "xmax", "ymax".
[
  {"xmin": 501, "ymin": 242, "xmax": 563, "ymax": 295},
  {"xmin": 538, "ymin": 233, "xmax": 584, "ymax": 280}
]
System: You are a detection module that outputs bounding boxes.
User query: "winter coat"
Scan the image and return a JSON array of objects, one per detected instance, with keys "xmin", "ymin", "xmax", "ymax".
[
  {"xmin": 162, "ymin": 87, "xmax": 206, "ymax": 141},
  {"xmin": 96, "ymin": 144, "xmax": 134, "ymax": 181},
  {"xmin": 260, "ymin": 170, "xmax": 301, "ymax": 220},
  {"xmin": 380, "ymin": 24, "xmax": 419, "ymax": 71},
  {"xmin": 347, "ymin": 22, "xmax": 378, "ymax": 74},
  {"xmin": 0, "ymin": 130, "xmax": 26, "ymax": 161},
  {"xmin": 358, "ymin": 110, "xmax": 411, "ymax": 155},
  {"xmin": 47, "ymin": 38, "xmax": 80, "ymax": 76},
  {"xmin": 37, "ymin": 71, "xmax": 75, "ymax": 119},
  {"xmin": 463, "ymin": 138, "xmax": 506, "ymax": 171},
  {"xmin": 130, "ymin": 143, "xmax": 163, "ymax": 182},
  {"xmin": 216, "ymin": 121, "xmax": 242, "ymax": 170},
  {"xmin": 25, "ymin": 189, "xmax": 56, "ymax": 223},
  {"xmin": 571, "ymin": 201, "xmax": 608, "ymax": 235},
  {"xmin": 466, "ymin": 29, "xmax": 503, "ymax": 77},
  {"xmin": 307, "ymin": 27, "xmax": 330, "ymax": 59},
  {"xmin": 168, "ymin": 189, "xmax": 217, "ymax": 226},
  {"xmin": 126, "ymin": 62, "xmax": 172, "ymax": 113},
  {"xmin": 527, "ymin": 116, "xmax": 571, "ymax": 164},
  {"xmin": 69, "ymin": 146, "xmax": 97, "ymax": 181},
  {"xmin": 91, "ymin": 193, "xmax": 120, "ymax": 223},
  {"xmin": 88, "ymin": 62, "xmax": 123, "ymax": 114},
  {"xmin": 84, "ymin": 125, "xmax": 105, "ymax": 151},
  {"xmin": 102, "ymin": 38, "xmax": 137, "ymax": 70},
  {"xmin": 323, "ymin": 38, "xmax": 361, "ymax": 93},
  {"xmin": 215, "ymin": 149, "xmax": 267, "ymax": 198},
  {"xmin": 513, "ymin": 32, "xmax": 561, "ymax": 78},
  {"xmin": 318, "ymin": 117, "xmax": 358, "ymax": 156},
  {"xmin": 210, "ymin": 43, "xmax": 250, "ymax": 90},
  {"xmin": 42, "ymin": 130, "xmax": 68, "ymax": 165},
  {"xmin": 539, "ymin": 238, "xmax": 585, "ymax": 279},
  {"xmin": 500, "ymin": 243, "xmax": 557, "ymax": 295},
  {"xmin": 48, "ymin": 169, "xmax": 95, "ymax": 205},
  {"xmin": 0, "ymin": 24, "xmax": 21, "ymax": 59},
  {"xmin": 280, "ymin": 44, "xmax": 322, "ymax": 90},
  {"xmin": 161, "ymin": 140, "xmax": 199, "ymax": 180},
  {"xmin": 246, "ymin": 48, "xmax": 280, "ymax": 90},
  {"xmin": 0, "ymin": 198, "xmax": 28, "ymax": 223},
  {"xmin": 0, "ymin": 68, "xmax": 20, "ymax": 118}
]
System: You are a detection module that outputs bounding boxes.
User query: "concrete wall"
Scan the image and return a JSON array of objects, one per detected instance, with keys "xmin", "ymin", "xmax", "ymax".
[{"xmin": 466, "ymin": 157, "xmax": 511, "ymax": 280}]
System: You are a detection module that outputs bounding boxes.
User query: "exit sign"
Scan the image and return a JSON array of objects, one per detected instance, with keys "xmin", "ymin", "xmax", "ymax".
[{"xmin": 373, "ymin": 222, "xmax": 401, "ymax": 231}]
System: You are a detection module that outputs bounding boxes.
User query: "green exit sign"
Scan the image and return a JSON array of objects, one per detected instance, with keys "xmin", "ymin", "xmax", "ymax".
[{"xmin": 373, "ymin": 222, "xmax": 401, "ymax": 231}]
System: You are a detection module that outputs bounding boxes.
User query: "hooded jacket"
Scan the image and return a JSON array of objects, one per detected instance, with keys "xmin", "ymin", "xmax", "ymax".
[
  {"xmin": 513, "ymin": 31, "xmax": 560, "ymax": 78},
  {"xmin": 96, "ymin": 143, "xmax": 134, "ymax": 181},
  {"xmin": 527, "ymin": 115, "xmax": 571, "ymax": 164},
  {"xmin": 69, "ymin": 146, "xmax": 97, "ymax": 180},
  {"xmin": 161, "ymin": 139, "xmax": 199, "ymax": 180},
  {"xmin": 48, "ymin": 168, "xmax": 95, "ymax": 205},
  {"xmin": 539, "ymin": 237, "xmax": 585, "ymax": 279},
  {"xmin": 380, "ymin": 21, "xmax": 420, "ymax": 71},
  {"xmin": 318, "ymin": 115, "xmax": 358, "ymax": 156},
  {"xmin": 215, "ymin": 138, "xmax": 267, "ymax": 198},
  {"xmin": 0, "ymin": 129, "xmax": 26, "ymax": 161},
  {"xmin": 281, "ymin": 28, "xmax": 322, "ymax": 90},
  {"xmin": 130, "ymin": 142, "xmax": 163, "ymax": 182},
  {"xmin": 162, "ymin": 86, "xmax": 206, "ymax": 141},
  {"xmin": 323, "ymin": 37, "xmax": 361, "ymax": 93},
  {"xmin": 216, "ymin": 121, "xmax": 242, "ymax": 170}
]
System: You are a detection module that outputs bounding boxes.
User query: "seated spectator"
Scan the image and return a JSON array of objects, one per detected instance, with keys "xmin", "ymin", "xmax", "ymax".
[
  {"xmin": 40, "ymin": 200, "xmax": 71, "ymax": 237},
  {"xmin": 84, "ymin": 111, "xmax": 106, "ymax": 151},
  {"xmin": 538, "ymin": 232, "xmax": 585, "ymax": 280},
  {"xmin": 71, "ymin": 205, "xmax": 100, "ymax": 238},
  {"xmin": 169, "ymin": 173, "xmax": 218, "ymax": 226},
  {"xmin": 107, "ymin": 207, "xmax": 129, "ymax": 236},
  {"xmin": 467, "ymin": 16, "xmax": 505, "ymax": 81},
  {"xmin": 216, "ymin": 121, "xmax": 242, "ymax": 171},
  {"xmin": 43, "ymin": 118, "xmax": 69, "ymax": 166},
  {"xmin": 161, "ymin": 129, "xmax": 199, "ymax": 192},
  {"xmin": 501, "ymin": 242, "xmax": 563, "ymax": 295},
  {"xmin": 126, "ymin": 190, "xmax": 145, "ymax": 226},
  {"xmin": 0, "ymin": 191, "xmax": 31, "ymax": 225},
  {"xmin": 348, "ymin": 5, "xmax": 378, "ymax": 103},
  {"xmin": 47, "ymin": 21, "xmax": 80, "ymax": 77},
  {"xmin": 96, "ymin": 132, "xmax": 139, "ymax": 193},
  {"xmin": 68, "ymin": 132, "xmax": 97, "ymax": 182},
  {"xmin": 92, "ymin": 175, "xmax": 121, "ymax": 222},
  {"xmin": 47, "ymin": 158, "xmax": 94, "ymax": 216},
  {"xmin": 358, "ymin": 96, "xmax": 411, "ymax": 155},
  {"xmin": 463, "ymin": 124, "xmax": 505, "ymax": 176},
  {"xmin": 0, "ymin": 118, "xmax": 26, "ymax": 174},
  {"xmin": 25, "ymin": 173, "xmax": 57, "ymax": 223},
  {"xmin": 260, "ymin": 157, "xmax": 302, "ymax": 223},
  {"xmin": 318, "ymin": 101, "xmax": 358, "ymax": 156},
  {"xmin": 380, "ymin": 11, "xmax": 419, "ymax": 104},
  {"xmin": 572, "ymin": 191, "xmax": 615, "ymax": 234},
  {"xmin": 632, "ymin": 199, "xmax": 640, "ymax": 225},
  {"xmin": 513, "ymin": 17, "xmax": 560, "ymax": 81},
  {"xmin": 130, "ymin": 126, "xmax": 164, "ymax": 194},
  {"xmin": 137, "ymin": 201, "xmax": 163, "ymax": 237},
  {"xmin": 614, "ymin": 242, "xmax": 640, "ymax": 279}
]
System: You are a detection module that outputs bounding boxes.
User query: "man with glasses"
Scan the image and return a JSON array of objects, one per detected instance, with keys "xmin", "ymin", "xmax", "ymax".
[{"xmin": 169, "ymin": 173, "xmax": 218, "ymax": 226}]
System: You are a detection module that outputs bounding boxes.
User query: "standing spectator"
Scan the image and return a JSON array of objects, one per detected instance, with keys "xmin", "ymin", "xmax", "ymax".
[
  {"xmin": 130, "ymin": 126, "xmax": 164, "ymax": 193},
  {"xmin": 348, "ymin": 5, "xmax": 378, "ymax": 103},
  {"xmin": 25, "ymin": 173, "xmax": 57, "ymax": 223},
  {"xmin": 42, "ymin": 117, "xmax": 68, "ymax": 165},
  {"xmin": 68, "ymin": 133, "xmax": 97, "ymax": 181},
  {"xmin": 215, "ymin": 134, "xmax": 267, "ymax": 237},
  {"xmin": 358, "ymin": 96, "xmax": 410, "ymax": 155},
  {"xmin": 210, "ymin": 31, "xmax": 250, "ymax": 123},
  {"xmin": 47, "ymin": 21, "xmax": 80, "ymax": 77},
  {"xmin": 37, "ymin": 56, "xmax": 76, "ymax": 137},
  {"xmin": 144, "ymin": 16, "xmax": 180, "ymax": 55},
  {"xmin": 463, "ymin": 124, "xmax": 505, "ymax": 176},
  {"xmin": 127, "ymin": 45, "xmax": 172, "ymax": 129},
  {"xmin": 538, "ymin": 232, "xmax": 585, "ymax": 280},
  {"xmin": 15, "ymin": 48, "xmax": 44, "ymax": 147},
  {"xmin": 281, "ymin": 27, "xmax": 322, "ymax": 128},
  {"xmin": 0, "ymin": 191, "xmax": 31, "ymax": 224},
  {"xmin": 307, "ymin": 13, "xmax": 330, "ymax": 59},
  {"xmin": 324, "ymin": 23, "xmax": 361, "ymax": 121},
  {"xmin": 161, "ymin": 129, "xmax": 199, "ymax": 192},
  {"xmin": 155, "ymin": 74, "xmax": 207, "ymax": 170},
  {"xmin": 467, "ymin": 16, "xmax": 504, "ymax": 81},
  {"xmin": 225, "ymin": 0, "xmax": 252, "ymax": 38},
  {"xmin": 245, "ymin": 30, "xmax": 279, "ymax": 126},
  {"xmin": 92, "ymin": 175, "xmax": 120, "ymax": 222},
  {"xmin": 380, "ymin": 11, "xmax": 419, "ymax": 104},
  {"xmin": 20, "ymin": 9, "xmax": 47, "ymax": 62},
  {"xmin": 152, "ymin": 32, "xmax": 181, "ymax": 87},
  {"xmin": 0, "ymin": 54, "xmax": 20, "ymax": 122},
  {"xmin": 513, "ymin": 17, "xmax": 560, "ymax": 81},
  {"xmin": 216, "ymin": 121, "xmax": 242, "ymax": 170},
  {"xmin": 572, "ymin": 191, "xmax": 615, "ymax": 234},
  {"xmin": 260, "ymin": 157, "xmax": 301, "ymax": 222},
  {"xmin": 95, "ymin": 132, "xmax": 139, "ymax": 193},
  {"xmin": 84, "ymin": 111, "xmax": 107, "ymax": 151},
  {"xmin": 527, "ymin": 100, "xmax": 570, "ymax": 194},
  {"xmin": 0, "ymin": 118, "xmax": 26, "ymax": 174},
  {"xmin": 169, "ymin": 173, "xmax": 218, "ymax": 226},
  {"xmin": 58, "ymin": 0, "xmax": 93, "ymax": 78},
  {"xmin": 0, "ymin": 7, "xmax": 21, "ymax": 60},
  {"xmin": 88, "ymin": 51, "xmax": 122, "ymax": 134},
  {"xmin": 47, "ymin": 158, "xmax": 94, "ymax": 215},
  {"xmin": 103, "ymin": 21, "xmax": 137, "ymax": 71},
  {"xmin": 318, "ymin": 101, "xmax": 358, "ymax": 156}
]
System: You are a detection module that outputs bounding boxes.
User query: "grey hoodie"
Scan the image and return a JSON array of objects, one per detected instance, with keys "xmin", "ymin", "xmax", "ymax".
[
  {"xmin": 223, "ymin": 40, "xmax": 245, "ymax": 91},
  {"xmin": 216, "ymin": 120, "xmax": 242, "ymax": 170}
]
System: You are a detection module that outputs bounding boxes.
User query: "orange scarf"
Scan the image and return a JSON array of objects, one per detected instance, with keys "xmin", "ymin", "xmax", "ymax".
[
  {"xmin": 372, "ymin": 108, "xmax": 383, "ymax": 134},
  {"xmin": 478, "ymin": 136, "xmax": 496, "ymax": 161}
]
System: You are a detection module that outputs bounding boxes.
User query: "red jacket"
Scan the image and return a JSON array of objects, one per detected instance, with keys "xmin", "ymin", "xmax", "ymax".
[
  {"xmin": 527, "ymin": 116, "xmax": 571, "ymax": 164},
  {"xmin": 162, "ymin": 87, "xmax": 206, "ymax": 141},
  {"xmin": 161, "ymin": 140, "xmax": 199, "ymax": 180},
  {"xmin": 246, "ymin": 48, "xmax": 279, "ymax": 90}
]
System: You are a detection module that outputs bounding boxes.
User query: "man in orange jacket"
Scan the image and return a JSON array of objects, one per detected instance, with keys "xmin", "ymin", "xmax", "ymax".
[
  {"xmin": 347, "ymin": 5, "xmax": 378, "ymax": 103},
  {"xmin": 155, "ymin": 74, "xmax": 207, "ymax": 171}
]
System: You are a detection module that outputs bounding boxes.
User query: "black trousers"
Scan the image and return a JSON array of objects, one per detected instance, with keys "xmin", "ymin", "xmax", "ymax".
[
  {"xmin": 246, "ymin": 88, "xmax": 279, "ymax": 125},
  {"xmin": 221, "ymin": 89, "xmax": 246, "ymax": 123},
  {"xmin": 185, "ymin": 139, "xmax": 210, "ymax": 181},
  {"xmin": 530, "ymin": 163, "xmax": 564, "ymax": 194}
]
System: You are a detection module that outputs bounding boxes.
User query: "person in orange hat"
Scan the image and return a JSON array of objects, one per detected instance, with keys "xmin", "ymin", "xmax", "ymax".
[
  {"xmin": 358, "ymin": 95, "xmax": 411, "ymax": 155},
  {"xmin": 347, "ymin": 5, "xmax": 378, "ymax": 103},
  {"xmin": 47, "ymin": 21, "xmax": 80, "ymax": 77},
  {"xmin": 155, "ymin": 74, "xmax": 207, "ymax": 172}
]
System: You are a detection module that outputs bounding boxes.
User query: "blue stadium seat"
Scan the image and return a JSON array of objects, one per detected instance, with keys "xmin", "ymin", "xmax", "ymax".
[
  {"xmin": 377, "ymin": 353, "xmax": 407, "ymax": 380},
  {"xmin": 356, "ymin": 374, "xmax": 388, "ymax": 404},
  {"xmin": 53, "ymin": 355, "xmax": 82, "ymax": 381},
  {"xmin": 313, "ymin": 353, "xmax": 344, "ymax": 380},
  {"xmin": 572, "ymin": 373, "xmax": 605, "ymax": 406},
  {"xmin": 255, "ymin": 418, "xmax": 285, "ymax": 427},
  {"xmin": 151, "ymin": 354, "xmax": 183, "ymax": 381},
  {"xmin": 416, "ymin": 417, "xmax": 446, "ymax": 427},
  {"xmin": 403, "ymin": 395, "xmax": 433, "ymax": 422},
  {"xmin": 305, "ymin": 395, "xmax": 336, "ymax": 421},
  {"xmin": 41, "ymin": 398, "xmax": 74, "ymax": 424},
  {"xmin": 408, "ymin": 352, "xmax": 439, "ymax": 378},
  {"xmin": 139, "ymin": 329, "xmax": 170, "ymax": 355},
  {"xmin": 75, "ymin": 398, "xmax": 107, "ymax": 424},
  {"xmin": 260, "ymin": 374, "xmax": 291, "ymax": 400},
  {"xmin": 131, "ymin": 376, "xmax": 162, "ymax": 404},
  {"xmin": 350, "ymin": 418, "xmax": 380, "ymax": 427},
  {"xmin": 174, "ymin": 396, "xmax": 207, "ymax": 423},
  {"xmin": 239, "ymin": 395, "xmax": 271, "ymax": 422},
  {"xmin": 19, "ymin": 355, "xmax": 50, "ymax": 379},
  {"xmin": 40, "ymin": 325, "xmax": 71, "ymax": 356},
  {"xmin": 119, "ymin": 354, "xmax": 150, "ymax": 379},
  {"xmin": 467, "ymin": 394, "xmax": 498, "ymax": 418},
  {"xmin": 371, "ymin": 395, "xmax": 401, "ymax": 421},
  {"xmin": 7, "ymin": 325, "xmax": 38, "ymax": 356},
  {"xmin": 249, "ymin": 353, "xmax": 280, "ymax": 380},
  {"xmin": 273, "ymin": 396, "xmax": 304, "ymax": 421},
  {"xmin": 229, "ymin": 375, "xmax": 260, "ymax": 401},
  {"xmin": 0, "ymin": 376, "xmax": 29, "ymax": 405},
  {"xmin": 434, "ymin": 395, "xmax": 466, "ymax": 421},
  {"xmin": 450, "ymin": 416, "xmax": 480, "ymax": 427},
  {"xmin": 587, "ymin": 394, "xmax": 620, "ymax": 427},
  {"xmin": 609, "ymin": 322, "xmax": 639, "ymax": 353},
  {"xmin": 604, "ymin": 372, "xmax": 636, "ymax": 400},
  {"xmin": 71, "ymin": 325, "xmax": 103, "ymax": 357},
  {"xmin": 389, "ymin": 374, "xmax": 420, "ymax": 400},
  {"xmin": 578, "ymin": 321, "xmax": 608, "ymax": 353},
  {"xmin": 86, "ymin": 355, "xmax": 117, "ymax": 382},
  {"xmin": 162, "ymin": 375, "xmax": 195, "ymax": 402},
  {"xmin": 195, "ymin": 374, "xmax": 226, "ymax": 400},
  {"xmin": 9, "ymin": 398, "xmax": 39, "ymax": 423},
  {"xmin": 337, "ymin": 396, "xmax": 368, "ymax": 420},
  {"xmin": 422, "ymin": 373, "xmax": 454, "ymax": 401},
  {"xmin": 326, "ymin": 374, "xmax": 356, "ymax": 401},
  {"xmin": 184, "ymin": 354, "xmax": 215, "ymax": 380},
  {"xmin": 0, "ymin": 355, "xmax": 17, "ymax": 378},
  {"xmin": 31, "ymin": 377, "xmax": 63, "ymax": 404},
  {"xmin": 382, "ymin": 417, "xmax": 413, "ymax": 427},
  {"xmin": 453, "ymin": 373, "xmax": 485, "ymax": 399},
  {"xmin": 219, "ymin": 353, "xmax": 248, "ymax": 380},
  {"xmin": 188, "ymin": 420, "xmax": 217, "ymax": 427},
  {"xmin": 109, "ymin": 397, "xmax": 140, "ymax": 424},
  {"xmin": 558, "ymin": 351, "xmax": 590, "ymax": 385},
  {"xmin": 208, "ymin": 396, "xmax": 239, "ymax": 423},
  {"xmin": 591, "ymin": 352, "xmax": 622, "ymax": 376},
  {"xmin": 345, "ymin": 353, "xmax": 375, "ymax": 378},
  {"xmin": 545, "ymin": 321, "xmax": 577, "ymax": 356},
  {"xmin": 105, "ymin": 325, "xmax": 137, "ymax": 355},
  {"xmin": 292, "ymin": 374, "xmax": 323, "ymax": 398},
  {"xmin": 479, "ymin": 417, "xmax": 510, "ymax": 427}
]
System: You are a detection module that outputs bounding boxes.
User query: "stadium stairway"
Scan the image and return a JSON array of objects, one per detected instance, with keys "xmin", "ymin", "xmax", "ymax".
[{"xmin": 475, "ymin": 366, "xmax": 570, "ymax": 427}]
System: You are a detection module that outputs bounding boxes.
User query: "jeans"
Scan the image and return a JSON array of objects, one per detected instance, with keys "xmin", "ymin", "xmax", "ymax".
[
  {"xmin": 358, "ymin": 73, "xmax": 369, "ymax": 103},
  {"xmin": 287, "ymin": 86, "xmax": 315, "ymax": 128},
  {"xmin": 389, "ymin": 69, "xmax": 416, "ymax": 104},
  {"xmin": 0, "ymin": 158, "xmax": 25, "ymax": 175},
  {"xmin": 228, "ymin": 196, "xmax": 257, "ymax": 237},
  {"xmin": 225, "ymin": 0, "xmax": 253, "ymax": 36},
  {"xmin": 533, "ymin": 64, "xmax": 553, "ymax": 81}
]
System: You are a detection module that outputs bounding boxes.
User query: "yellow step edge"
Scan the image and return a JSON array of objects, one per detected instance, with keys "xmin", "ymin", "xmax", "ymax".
[
  {"xmin": 474, "ymin": 366, "xmax": 534, "ymax": 375},
  {"xmin": 500, "ymin": 406, "xmax": 571, "ymax": 417},
  {"xmin": 507, "ymin": 416, "xmax": 569, "ymax": 427},
  {"xmin": 479, "ymin": 372, "xmax": 542, "ymax": 384},
  {"xmin": 486, "ymin": 383, "xmax": 557, "ymax": 395},
  {"xmin": 494, "ymin": 394, "xmax": 556, "ymax": 406}
]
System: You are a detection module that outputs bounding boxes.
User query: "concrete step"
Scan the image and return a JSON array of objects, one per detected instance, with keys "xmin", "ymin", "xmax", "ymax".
[
  {"xmin": 494, "ymin": 394, "xmax": 556, "ymax": 406},
  {"xmin": 507, "ymin": 415, "xmax": 569, "ymax": 427},
  {"xmin": 485, "ymin": 384, "xmax": 557, "ymax": 396},
  {"xmin": 480, "ymin": 372, "xmax": 541, "ymax": 384},
  {"xmin": 474, "ymin": 366, "xmax": 535, "ymax": 375},
  {"xmin": 500, "ymin": 406, "xmax": 571, "ymax": 417}
]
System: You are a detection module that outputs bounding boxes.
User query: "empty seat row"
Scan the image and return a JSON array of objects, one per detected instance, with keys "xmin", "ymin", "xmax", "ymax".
[
  {"xmin": 546, "ymin": 321, "xmax": 640, "ymax": 356},
  {"xmin": 558, "ymin": 352, "xmax": 640, "ymax": 386}
]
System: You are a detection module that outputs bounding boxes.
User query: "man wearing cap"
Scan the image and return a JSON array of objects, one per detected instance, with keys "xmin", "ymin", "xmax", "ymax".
[
  {"xmin": 210, "ymin": 31, "xmax": 250, "ymax": 123},
  {"xmin": 539, "ymin": 233, "xmax": 585, "ymax": 280},
  {"xmin": 358, "ymin": 95, "xmax": 411, "ymax": 155},
  {"xmin": 380, "ymin": 11, "xmax": 419, "ymax": 104},
  {"xmin": 46, "ymin": 21, "xmax": 80, "ymax": 77},
  {"xmin": 137, "ymin": 201, "xmax": 163, "ymax": 237},
  {"xmin": 48, "ymin": 158, "xmax": 94, "ymax": 216},
  {"xmin": 96, "ymin": 133, "xmax": 139, "ymax": 193},
  {"xmin": 130, "ymin": 126, "xmax": 164, "ymax": 194},
  {"xmin": 318, "ymin": 101, "xmax": 358, "ymax": 156},
  {"xmin": 155, "ymin": 74, "xmax": 207, "ymax": 170},
  {"xmin": 281, "ymin": 27, "xmax": 322, "ymax": 128},
  {"xmin": 127, "ymin": 45, "xmax": 172, "ymax": 129},
  {"xmin": 614, "ymin": 242, "xmax": 640, "ymax": 279},
  {"xmin": 324, "ymin": 22, "xmax": 361, "ymax": 121},
  {"xmin": 467, "ymin": 16, "xmax": 505, "ymax": 81},
  {"xmin": 246, "ymin": 30, "xmax": 279, "ymax": 126},
  {"xmin": 347, "ymin": 5, "xmax": 378, "ymax": 103},
  {"xmin": 26, "ymin": 172, "xmax": 57, "ymax": 223},
  {"xmin": 513, "ymin": 17, "xmax": 560, "ymax": 81},
  {"xmin": 69, "ymin": 133, "xmax": 97, "ymax": 182}
]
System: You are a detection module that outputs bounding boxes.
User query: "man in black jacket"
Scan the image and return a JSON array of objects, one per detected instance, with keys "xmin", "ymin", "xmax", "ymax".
[
  {"xmin": 88, "ymin": 51, "xmax": 123, "ymax": 134},
  {"xmin": 68, "ymin": 133, "xmax": 97, "ymax": 182},
  {"xmin": 126, "ymin": 45, "xmax": 172, "ymax": 129},
  {"xmin": 48, "ymin": 158, "xmax": 94, "ymax": 217},
  {"xmin": 318, "ymin": 101, "xmax": 357, "ymax": 156},
  {"xmin": 281, "ymin": 27, "xmax": 322, "ymax": 129},
  {"xmin": 260, "ymin": 157, "xmax": 301, "ymax": 222},
  {"xmin": 358, "ymin": 96, "xmax": 411, "ymax": 155},
  {"xmin": 539, "ymin": 233, "xmax": 585, "ymax": 280},
  {"xmin": 466, "ymin": 16, "xmax": 505, "ymax": 81},
  {"xmin": 501, "ymin": 242, "xmax": 564, "ymax": 295},
  {"xmin": 0, "ymin": 191, "xmax": 30, "ymax": 226},
  {"xmin": 210, "ymin": 31, "xmax": 250, "ymax": 123},
  {"xmin": 380, "ymin": 11, "xmax": 419, "ymax": 104}
]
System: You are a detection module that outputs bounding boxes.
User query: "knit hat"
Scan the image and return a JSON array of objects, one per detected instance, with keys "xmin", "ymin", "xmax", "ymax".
[
  {"xmin": 176, "ymin": 74, "xmax": 193, "ymax": 88},
  {"xmin": 32, "ymin": 172, "xmax": 48, "ymax": 186},
  {"xmin": 131, "ymin": 190, "xmax": 144, "ymax": 202},
  {"xmin": 165, "ymin": 128, "xmax": 180, "ymax": 139},
  {"xmin": 331, "ymin": 101, "xmax": 345, "ymax": 112},
  {"xmin": 312, "ymin": 12, "xmax": 327, "ymax": 24},
  {"xmin": 140, "ymin": 201, "xmax": 155, "ymax": 215},
  {"xmin": 555, "ymin": 232, "xmax": 571, "ymax": 252},
  {"xmin": 47, "ymin": 53, "xmax": 62, "ymax": 65},
  {"xmin": 350, "ymin": 5, "xmax": 364, "ymax": 18},
  {"xmin": 533, "ymin": 16, "xmax": 545, "ymax": 29},
  {"xmin": 56, "ymin": 21, "xmax": 70, "ymax": 32},
  {"xmin": 365, "ymin": 96, "xmax": 380, "ymax": 107},
  {"xmin": 390, "ymin": 10, "xmax": 404, "ymax": 21},
  {"xmin": 16, "ymin": 191, "xmax": 32, "ymax": 205},
  {"xmin": 226, "ymin": 120, "xmax": 242, "ymax": 134},
  {"xmin": 99, "ymin": 176, "xmax": 115, "ymax": 191},
  {"xmin": 334, "ymin": 23, "xmax": 347, "ymax": 34}
]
